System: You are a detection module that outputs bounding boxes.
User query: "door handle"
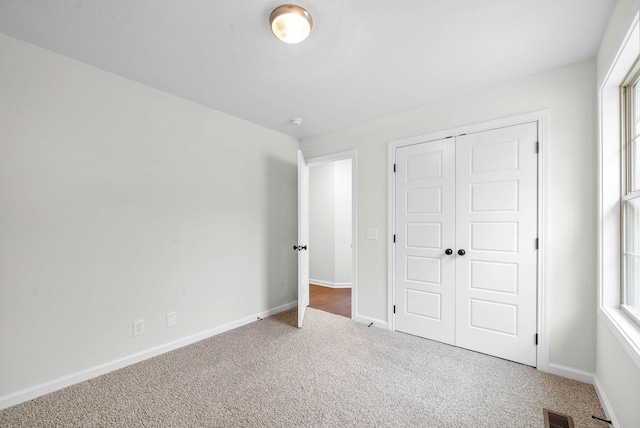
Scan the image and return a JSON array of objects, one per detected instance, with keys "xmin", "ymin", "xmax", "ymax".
[
  {"xmin": 293, "ymin": 245, "xmax": 308, "ymax": 251},
  {"xmin": 300, "ymin": 245, "xmax": 307, "ymax": 251},
  {"xmin": 458, "ymin": 249, "xmax": 466, "ymax": 256},
  {"xmin": 293, "ymin": 245, "xmax": 299, "ymax": 251},
  {"xmin": 445, "ymin": 248, "xmax": 453, "ymax": 255}
]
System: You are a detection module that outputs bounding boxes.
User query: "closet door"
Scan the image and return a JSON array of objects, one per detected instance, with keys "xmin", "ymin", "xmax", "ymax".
[
  {"xmin": 394, "ymin": 139, "xmax": 456, "ymax": 344},
  {"xmin": 454, "ymin": 123, "xmax": 538, "ymax": 366},
  {"xmin": 393, "ymin": 122, "xmax": 539, "ymax": 367}
]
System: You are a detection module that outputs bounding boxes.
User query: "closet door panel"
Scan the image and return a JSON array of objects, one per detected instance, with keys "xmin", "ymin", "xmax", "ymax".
[
  {"xmin": 454, "ymin": 122, "xmax": 538, "ymax": 366},
  {"xmin": 395, "ymin": 139, "xmax": 456, "ymax": 344}
]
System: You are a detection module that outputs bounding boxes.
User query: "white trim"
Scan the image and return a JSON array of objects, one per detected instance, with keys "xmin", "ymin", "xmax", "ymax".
[
  {"xmin": 309, "ymin": 279, "xmax": 352, "ymax": 289},
  {"xmin": 355, "ymin": 314, "xmax": 388, "ymax": 329},
  {"xmin": 306, "ymin": 150, "xmax": 358, "ymax": 323},
  {"xmin": 0, "ymin": 301, "xmax": 297, "ymax": 411},
  {"xmin": 536, "ymin": 111, "xmax": 550, "ymax": 372},
  {"xmin": 597, "ymin": 1, "xmax": 640, "ymax": 89},
  {"xmin": 594, "ymin": 375, "xmax": 621, "ymax": 428},
  {"xmin": 388, "ymin": 111, "xmax": 549, "ymax": 149},
  {"xmin": 546, "ymin": 363, "xmax": 595, "ymax": 385},
  {"xmin": 305, "ymin": 150, "xmax": 356, "ymax": 166},
  {"xmin": 387, "ymin": 110, "xmax": 550, "ymax": 370},
  {"xmin": 544, "ymin": 365, "xmax": 622, "ymax": 425},
  {"xmin": 387, "ymin": 143, "xmax": 396, "ymax": 331}
]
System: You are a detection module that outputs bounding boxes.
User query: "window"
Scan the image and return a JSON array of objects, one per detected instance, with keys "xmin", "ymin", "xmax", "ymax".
[
  {"xmin": 600, "ymin": 10, "xmax": 640, "ymax": 367},
  {"xmin": 622, "ymin": 58, "xmax": 640, "ymax": 326}
]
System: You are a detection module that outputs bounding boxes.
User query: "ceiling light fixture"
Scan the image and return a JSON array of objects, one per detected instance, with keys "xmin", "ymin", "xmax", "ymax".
[{"xmin": 269, "ymin": 4, "xmax": 313, "ymax": 44}]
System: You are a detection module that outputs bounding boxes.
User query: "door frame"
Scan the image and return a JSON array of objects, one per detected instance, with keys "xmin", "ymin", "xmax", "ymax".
[
  {"xmin": 306, "ymin": 150, "xmax": 358, "ymax": 321},
  {"xmin": 387, "ymin": 110, "xmax": 549, "ymax": 371}
]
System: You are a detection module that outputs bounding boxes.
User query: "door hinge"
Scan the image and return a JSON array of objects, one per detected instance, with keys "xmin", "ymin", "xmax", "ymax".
[
  {"xmin": 535, "ymin": 333, "xmax": 539, "ymax": 345},
  {"xmin": 393, "ymin": 234, "xmax": 396, "ymax": 243},
  {"xmin": 536, "ymin": 142, "xmax": 540, "ymax": 153},
  {"xmin": 393, "ymin": 305, "xmax": 396, "ymax": 314},
  {"xmin": 535, "ymin": 238, "xmax": 539, "ymax": 249},
  {"xmin": 393, "ymin": 163, "xmax": 396, "ymax": 173}
]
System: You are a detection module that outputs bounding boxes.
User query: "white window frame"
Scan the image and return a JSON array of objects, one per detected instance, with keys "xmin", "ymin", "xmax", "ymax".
[
  {"xmin": 622, "ymin": 60, "xmax": 640, "ymax": 328},
  {"xmin": 598, "ymin": 9, "xmax": 640, "ymax": 368}
]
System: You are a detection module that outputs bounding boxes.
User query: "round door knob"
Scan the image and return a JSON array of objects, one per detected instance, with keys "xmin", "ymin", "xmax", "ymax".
[
  {"xmin": 458, "ymin": 249, "xmax": 466, "ymax": 256},
  {"xmin": 445, "ymin": 248, "xmax": 453, "ymax": 255}
]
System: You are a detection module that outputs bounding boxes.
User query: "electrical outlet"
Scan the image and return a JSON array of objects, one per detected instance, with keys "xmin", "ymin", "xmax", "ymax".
[
  {"xmin": 166, "ymin": 312, "xmax": 177, "ymax": 327},
  {"xmin": 133, "ymin": 319, "xmax": 145, "ymax": 336}
]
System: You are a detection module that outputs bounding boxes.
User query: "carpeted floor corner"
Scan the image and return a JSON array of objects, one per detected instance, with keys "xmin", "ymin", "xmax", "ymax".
[{"xmin": 0, "ymin": 308, "xmax": 607, "ymax": 427}]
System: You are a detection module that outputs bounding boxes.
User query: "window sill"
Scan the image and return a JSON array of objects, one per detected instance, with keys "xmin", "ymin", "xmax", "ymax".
[{"xmin": 599, "ymin": 306, "xmax": 640, "ymax": 369}]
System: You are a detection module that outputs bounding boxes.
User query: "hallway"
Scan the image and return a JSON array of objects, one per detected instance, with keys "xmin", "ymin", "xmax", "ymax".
[{"xmin": 308, "ymin": 284, "xmax": 351, "ymax": 318}]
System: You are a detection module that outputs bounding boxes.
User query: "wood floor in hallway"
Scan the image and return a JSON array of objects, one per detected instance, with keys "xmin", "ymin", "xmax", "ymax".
[{"xmin": 308, "ymin": 284, "xmax": 351, "ymax": 318}]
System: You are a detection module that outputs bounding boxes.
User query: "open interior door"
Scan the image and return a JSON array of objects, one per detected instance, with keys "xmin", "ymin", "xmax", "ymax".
[{"xmin": 297, "ymin": 150, "xmax": 310, "ymax": 328}]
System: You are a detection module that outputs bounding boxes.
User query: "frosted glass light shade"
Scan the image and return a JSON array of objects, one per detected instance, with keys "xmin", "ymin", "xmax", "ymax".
[{"xmin": 270, "ymin": 5, "xmax": 313, "ymax": 44}]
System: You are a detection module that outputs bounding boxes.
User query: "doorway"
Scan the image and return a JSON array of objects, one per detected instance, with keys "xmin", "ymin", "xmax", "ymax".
[
  {"xmin": 304, "ymin": 151, "xmax": 357, "ymax": 321},
  {"xmin": 309, "ymin": 284, "xmax": 351, "ymax": 318}
]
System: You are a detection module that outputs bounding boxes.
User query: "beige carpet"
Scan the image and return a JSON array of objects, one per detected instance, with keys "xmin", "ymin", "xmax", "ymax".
[{"xmin": 1, "ymin": 308, "xmax": 607, "ymax": 427}]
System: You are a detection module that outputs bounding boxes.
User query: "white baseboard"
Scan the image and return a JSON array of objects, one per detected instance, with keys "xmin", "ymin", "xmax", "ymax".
[
  {"xmin": 0, "ymin": 300, "xmax": 297, "ymax": 411},
  {"xmin": 355, "ymin": 314, "xmax": 388, "ymax": 329},
  {"xmin": 546, "ymin": 363, "xmax": 595, "ymax": 384},
  {"xmin": 309, "ymin": 279, "xmax": 352, "ymax": 289},
  {"xmin": 546, "ymin": 364, "xmax": 620, "ymax": 425},
  {"xmin": 593, "ymin": 375, "xmax": 620, "ymax": 427}
]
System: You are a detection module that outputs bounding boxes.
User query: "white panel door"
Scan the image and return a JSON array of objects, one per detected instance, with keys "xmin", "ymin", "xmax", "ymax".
[
  {"xmin": 297, "ymin": 151, "xmax": 310, "ymax": 328},
  {"xmin": 455, "ymin": 123, "xmax": 538, "ymax": 366},
  {"xmin": 395, "ymin": 139, "xmax": 456, "ymax": 344},
  {"xmin": 394, "ymin": 122, "xmax": 538, "ymax": 366}
]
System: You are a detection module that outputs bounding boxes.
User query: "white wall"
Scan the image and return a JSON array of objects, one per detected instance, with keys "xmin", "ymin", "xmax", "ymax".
[
  {"xmin": 596, "ymin": 319, "xmax": 640, "ymax": 427},
  {"xmin": 333, "ymin": 159, "xmax": 352, "ymax": 285},
  {"xmin": 309, "ymin": 159, "xmax": 352, "ymax": 287},
  {"xmin": 0, "ymin": 34, "xmax": 298, "ymax": 400},
  {"xmin": 596, "ymin": 1, "xmax": 640, "ymax": 426},
  {"xmin": 300, "ymin": 59, "xmax": 598, "ymax": 373},
  {"xmin": 309, "ymin": 163, "xmax": 335, "ymax": 283}
]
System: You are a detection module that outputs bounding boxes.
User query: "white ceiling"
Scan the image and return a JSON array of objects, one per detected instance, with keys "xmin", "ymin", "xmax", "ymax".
[{"xmin": 0, "ymin": 1, "xmax": 616, "ymax": 139}]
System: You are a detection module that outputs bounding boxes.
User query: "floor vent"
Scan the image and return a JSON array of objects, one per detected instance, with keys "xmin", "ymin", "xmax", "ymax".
[{"xmin": 543, "ymin": 409, "xmax": 575, "ymax": 428}]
